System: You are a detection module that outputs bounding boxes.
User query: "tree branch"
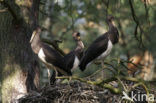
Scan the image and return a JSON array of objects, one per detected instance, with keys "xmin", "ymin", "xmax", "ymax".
[
  {"xmin": 56, "ymin": 76, "xmax": 122, "ymax": 94},
  {"xmin": 143, "ymin": 0, "xmax": 150, "ymax": 25},
  {"xmin": 56, "ymin": 72, "xmax": 155, "ymax": 95},
  {"xmin": 0, "ymin": 1, "xmax": 18, "ymax": 20},
  {"xmin": 128, "ymin": 0, "xmax": 145, "ymax": 48}
]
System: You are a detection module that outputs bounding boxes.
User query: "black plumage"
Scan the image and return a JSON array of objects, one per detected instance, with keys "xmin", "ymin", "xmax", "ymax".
[
  {"xmin": 64, "ymin": 52, "xmax": 75, "ymax": 70},
  {"xmin": 41, "ymin": 44, "xmax": 70, "ymax": 75},
  {"xmin": 79, "ymin": 15, "xmax": 119, "ymax": 71},
  {"xmin": 63, "ymin": 32, "xmax": 84, "ymax": 72},
  {"xmin": 30, "ymin": 27, "xmax": 72, "ymax": 84}
]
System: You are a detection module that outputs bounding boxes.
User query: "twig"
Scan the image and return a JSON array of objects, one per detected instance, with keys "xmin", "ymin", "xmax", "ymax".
[
  {"xmin": 85, "ymin": 67, "xmax": 106, "ymax": 79},
  {"xmin": 128, "ymin": 0, "xmax": 144, "ymax": 48},
  {"xmin": 56, "ymin": 75, "xmax": 155, "ymax": 96},
  {"xmin": 56, "ymin": 76, "xmax": 122, "ymax": 94},
  {"xmin": 117, "ymin": 77, "xmax": 127, "ymax": 92},
  {"xmin": 103, "ymin": 84, "xmax": 121, "ymax": 94},
  {"xmin": 120, "ymin": 59, "xmax": 142, "ymax": 70},
  {"xmin": 143, "ymin": 0, "xmax": 150, "ymax": 26}
]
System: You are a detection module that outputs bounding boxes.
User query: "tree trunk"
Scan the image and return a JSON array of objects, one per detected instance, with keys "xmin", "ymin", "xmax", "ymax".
[{"xmin": 0, "ymin": 0, "xmax": 40, "ymax": 103}]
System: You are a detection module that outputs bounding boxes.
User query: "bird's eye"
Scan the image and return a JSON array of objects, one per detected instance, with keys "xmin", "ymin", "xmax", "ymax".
[{"xmin": 76, "ymin": 32, "xmax": 80, "ymax": 36}]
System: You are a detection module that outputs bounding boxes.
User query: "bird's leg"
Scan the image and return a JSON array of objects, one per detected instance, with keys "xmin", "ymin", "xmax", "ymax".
[
  {"xmin": 69, "ymin": 76, "xmax": 72, "ymax": 82},
  {"xmin": 47, "ymin": 68, "xmax": 51, "ymax": 85},
  {"xmin": 54, "ymin": 67, "xmax": 62, "ymax": 84},
  {"xmin": 66, "ymin": 76, "xmax": 72, "ymax": 89},
  {"xmin": 50, "ymin": 70, "xmax": 56, "ymax": 85},
  {"xmin": 66, "ymin": 75, "xmax": 72, "ymax": 88},
  {"xmin": 101, "ymin": 60, "xmax": 105, "ymax": 67},
  {"xmin": 54, "ymin": 67, "xmax": 58, "ymax": 77},
  {"xmin": 50, "ymin": 67, "xmax": 60, "ymax": 85},
  {"xmin": 101, "ymin": 60, "xmax": 105, "ymax": 78}
]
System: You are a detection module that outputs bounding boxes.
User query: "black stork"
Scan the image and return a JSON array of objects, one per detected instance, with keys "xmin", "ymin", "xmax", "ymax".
[
  {"xmin": 30, "ymin": 27, "xmax": 72, "ymax": 84},
  {"xmin": 63, "ymin": 32, "xmax": 84, "ymax": 72},
  {"xmin": 79, "ymin": 15, "xmax": 119, "ymax": 71}
]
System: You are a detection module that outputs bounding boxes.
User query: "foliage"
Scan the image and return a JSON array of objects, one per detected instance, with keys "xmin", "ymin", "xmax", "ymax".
[
  {"xmin": 37, "ymin": 1, "xmax": 156, "ymax": 102},
  {"xmin": 1, "ymin": 0, "xmax": 156, "ymax": 102},
  {"xmin": 38, "ymin": 0, "xmax": 156, "ymax": 80}
]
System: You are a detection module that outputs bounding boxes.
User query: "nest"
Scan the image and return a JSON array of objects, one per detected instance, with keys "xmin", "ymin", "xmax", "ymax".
[
  {"xmin": 18, "ymin": 75, "xmax": 155, "ymax": 103},
  {"xmin": 18, "ymin": 81, "xmax": 121, "ymax": 103}
]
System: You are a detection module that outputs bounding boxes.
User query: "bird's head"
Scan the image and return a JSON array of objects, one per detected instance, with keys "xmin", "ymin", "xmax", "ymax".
[
  {"xmin": 106, "ymin": 15, "xmax": 115, "ymax": 23},
  {"xmin": 30, "ymin": 27, "xmax": 41, "ymax": 43},
  {"xmin": 72, "ymin": 32, "xmax": 81, "ymax": 41}
]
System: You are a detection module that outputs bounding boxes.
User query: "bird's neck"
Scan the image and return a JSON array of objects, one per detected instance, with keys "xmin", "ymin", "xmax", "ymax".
[
  {"xmin": 75, "ymin": 40, "xmax": 84, "ymax": 52},
  {"xmin": 108, "ymin": 21, "xmax": 119, "ymax": 44},
  {"xmin": 108, "ymin": 21, "xmax": 116, "ymax": 31},
  {"xmin": 31, "ymin": 34, "xmax": 42, "ymax": 54}
]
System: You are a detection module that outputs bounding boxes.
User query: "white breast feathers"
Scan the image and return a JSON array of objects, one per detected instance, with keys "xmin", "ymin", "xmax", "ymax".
[
  {"xmin": 38, "ymin": 48, "xmax": 47, "ymax": 63},
  {"xmin": 71, "ymin": 56, "xmax": 80, "ymax": 72},
  {"xmin": 97, "ymin": 40, "xmax": 113, "ymax": 59}
]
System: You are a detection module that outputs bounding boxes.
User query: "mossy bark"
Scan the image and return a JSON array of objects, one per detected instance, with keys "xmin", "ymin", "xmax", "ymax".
[{"xmin": 0, "ymin": 0, "xmax": 40, "ymax": 103}]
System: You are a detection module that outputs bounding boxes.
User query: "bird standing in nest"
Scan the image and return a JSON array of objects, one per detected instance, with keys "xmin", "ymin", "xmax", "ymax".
[
  {"xmin": 30, "ymin": 27, "xmax": 72, "ymax": 84},
  {"xmin": 79, "ymin": 15, "xmax": 119, "ymax": 71},
  {"xmin": 50, "ymin": 32, "xmax": 84, "ymax": 83},
  {"xmin": 64, "ymin": 32, "xmax": 84, "ymax": 72}
]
